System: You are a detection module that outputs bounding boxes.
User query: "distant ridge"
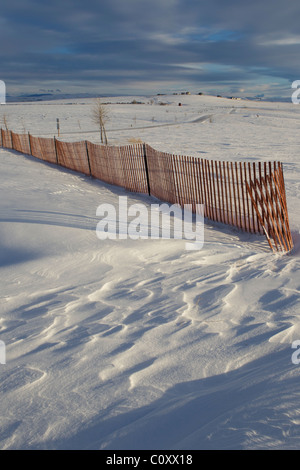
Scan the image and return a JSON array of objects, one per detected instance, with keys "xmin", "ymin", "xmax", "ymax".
[{"xmin": 4, "ymin": 92, "xmax": 291, "ymax": 104}]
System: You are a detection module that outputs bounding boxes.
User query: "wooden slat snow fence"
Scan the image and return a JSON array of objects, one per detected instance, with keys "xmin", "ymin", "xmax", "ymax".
[{"xmin": 0, "ymin": 128, "xmax": 293, "ymax": 253}]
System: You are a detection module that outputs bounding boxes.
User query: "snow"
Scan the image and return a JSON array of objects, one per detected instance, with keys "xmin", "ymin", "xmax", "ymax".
[{"xmin": 0, "ymin": 94, "xmax": 300, "ymax": 450}]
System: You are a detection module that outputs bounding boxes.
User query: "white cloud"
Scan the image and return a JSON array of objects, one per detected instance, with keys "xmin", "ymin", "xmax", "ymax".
[
  {"xmin": 147, "ymin": 33, "xmax": 187, "ymax": 46},
  {"xmin": 259, "ymin": 35, "xmax": 300, "ymax": 46}
]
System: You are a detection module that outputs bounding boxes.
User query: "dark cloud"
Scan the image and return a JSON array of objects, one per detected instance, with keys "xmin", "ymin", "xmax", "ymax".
[{"xmin": 1, "ymin": 0, "xmax": 300, "ymax": 97}]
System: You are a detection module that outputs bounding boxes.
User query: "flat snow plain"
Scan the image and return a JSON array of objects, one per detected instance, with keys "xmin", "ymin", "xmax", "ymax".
[{"xmin": 0, "ymin": 94, "xmax": 300, "ymax": 450}]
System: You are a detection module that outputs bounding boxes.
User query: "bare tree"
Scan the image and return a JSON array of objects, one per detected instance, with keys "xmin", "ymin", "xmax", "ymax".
[{"xmin": 91, "ymin": 99, "xmax": 109, "ymax": 144}]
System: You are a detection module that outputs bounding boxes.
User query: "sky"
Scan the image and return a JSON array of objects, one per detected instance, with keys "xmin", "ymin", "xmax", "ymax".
[{"xmin": 1, "ymin": 0, "xmax": 300, "ymax": 99}]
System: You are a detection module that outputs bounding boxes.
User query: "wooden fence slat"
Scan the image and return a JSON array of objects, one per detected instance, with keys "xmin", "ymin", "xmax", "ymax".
[
  {"xmin": 210, "ymin": 160, "xmax": 216, "ymax": 221},
  {"xmin": 203, "ymin": 159, "xmax": 211, "ymax": 220},
  {"xmin": 222, "ymin": 162, "xmax": 228, "ymax": 225},
  {"xmin": 235, "ymin": 162, "xmax": 242, "ymax": 229},
  {"xmin": 218, "ymin": 161, "xmax": 225, "ymax": 224},
  {"xmin": 200, "ymin": 159, "xmax": 208, "ymax": 218},
  {"xmin": 189, "ymin": 157, "xmax": 196, "ymax": 211},
  {"xmin": 239, "ymin": 163, "xmax": 246, "ymax": 231},
  {"xmin": 215, "ymin": 161, "xmax": 222, "ymax": 223},
  {"xmin": 172, "ymin": 155, "xmax": 181, "ymax": 207},
  {"xmin": 226, "ymin": 162, "xmax": 233, "ymax": 226},
  {"xmin": 230, "ymin": 162, "xmax": 237, "ymax": 228},
  {"xmin": 207, "ymin": 159, "xmax": 215, "ymax": 220}
]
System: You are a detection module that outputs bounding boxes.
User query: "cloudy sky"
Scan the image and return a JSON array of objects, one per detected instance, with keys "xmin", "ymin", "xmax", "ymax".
[{"xmin": 1, "ymin": 0, "xmax": 300, "ymax": 98}]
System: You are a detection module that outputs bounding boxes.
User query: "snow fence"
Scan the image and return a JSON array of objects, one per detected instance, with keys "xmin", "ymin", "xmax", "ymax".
[{"xmin": 0, "ymin": 128, "xmax": 293, "ymax": 253}]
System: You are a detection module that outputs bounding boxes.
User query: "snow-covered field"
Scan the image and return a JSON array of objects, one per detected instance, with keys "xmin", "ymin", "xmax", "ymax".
[{"xmin": 0, "ymin": 94, "xmax": 300, "ymax": 450}]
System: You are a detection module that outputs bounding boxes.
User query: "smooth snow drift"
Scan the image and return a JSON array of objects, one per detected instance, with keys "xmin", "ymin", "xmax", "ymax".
[{"xmin": 0, "ymin": 94, "xmax": 300, "ymax": 449}]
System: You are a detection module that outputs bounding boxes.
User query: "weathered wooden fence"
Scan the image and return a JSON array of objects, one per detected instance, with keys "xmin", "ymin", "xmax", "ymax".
[
  {"xmin": 1, "ymin": 129, "xmax": 13, "ymax": 148},
  {"xmin": 0, "ymin": 128, "xmax": 293, "ymax": 253},
  {"xmin": 55, "ymin": 140, "xmax": 91, "ymax": 176},
  {"xmin": 86, "ymin": 141, "xmax": 149, "ymax": 194},
  {"xmin": 11, "ymin": 131, "xmax": 31, "ymax": 155},
  {"xmin": 29, "ymin": 134, "xmax": 57, "ymax": 164}
]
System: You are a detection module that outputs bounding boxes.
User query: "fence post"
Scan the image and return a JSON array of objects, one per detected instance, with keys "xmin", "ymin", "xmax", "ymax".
[
  {"xmin": 85, "ymin": 141, "xmax": 92, "ymax": 176},
  {"xmin": 28, "ymin": 132, "xmax": 32, "ymax": 155},
  {"xmin": 143, "ymin": 143, "xmax": 151, "ymax": 196},
  {"xmin": 54, "ymin": 136, "xmax": 59, "ymax": 165}
]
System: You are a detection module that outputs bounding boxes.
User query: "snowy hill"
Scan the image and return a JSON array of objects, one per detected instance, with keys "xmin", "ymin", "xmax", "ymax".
[{"xmin": 0, "ymin": 94, "xmax": 300, "ymax": 449}]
